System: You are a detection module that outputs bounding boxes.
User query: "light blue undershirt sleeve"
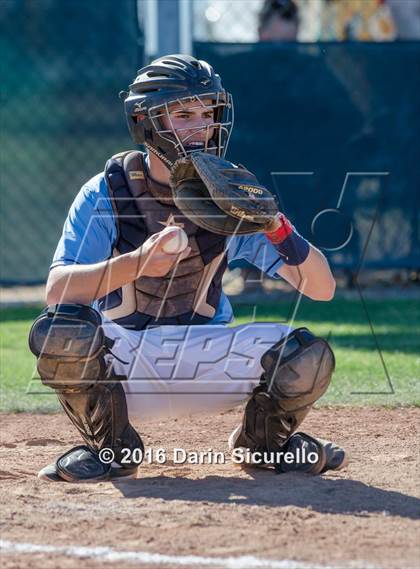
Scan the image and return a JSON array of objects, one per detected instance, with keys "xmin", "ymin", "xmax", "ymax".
[
  {"xmin": 50, "ymin": 174, "xmax": 116, "ymax": 269},
  {"xmin": 209, "ymin": 291, "xmax": 234, "ymax": 324},
  {"xmin": 226, "ymin": 233, "xmax": 284, "ymax": 278}
]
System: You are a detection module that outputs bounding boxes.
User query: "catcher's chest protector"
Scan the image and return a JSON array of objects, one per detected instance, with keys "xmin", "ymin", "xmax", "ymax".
[{"xmin": 99, "ymin": 150, "xmax": 227, "ymax": 330}]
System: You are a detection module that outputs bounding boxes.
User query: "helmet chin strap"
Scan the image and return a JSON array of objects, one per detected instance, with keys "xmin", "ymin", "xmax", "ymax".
[
  {"xmin": 145, "ymin": 139, "xmax": 218, "ymax": 172},
  {"xmin": 144, "ymin": 142, "xmax": 176, "ymax": 169}
]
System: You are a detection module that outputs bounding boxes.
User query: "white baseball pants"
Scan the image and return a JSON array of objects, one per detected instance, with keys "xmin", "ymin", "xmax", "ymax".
[{"xmin": 101, "ymin": 317, "xmax": 293, "ymax": 420}]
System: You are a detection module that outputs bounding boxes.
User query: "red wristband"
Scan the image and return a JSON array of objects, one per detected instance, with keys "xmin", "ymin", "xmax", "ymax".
[{"xmin": 265, "ymin": 213, "xmax": 294, "ymax": 244}]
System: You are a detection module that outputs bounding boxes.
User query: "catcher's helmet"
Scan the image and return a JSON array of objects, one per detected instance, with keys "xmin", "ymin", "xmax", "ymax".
[{"xmin": 120, "ymin": 54, "xmax": 234, "ymax": 167}]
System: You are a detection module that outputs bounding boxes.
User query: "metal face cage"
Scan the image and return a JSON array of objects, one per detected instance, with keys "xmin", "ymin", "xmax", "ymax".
[{"xmin": 148, "ymin": 91, "xmax": 234, "ymax": 159}]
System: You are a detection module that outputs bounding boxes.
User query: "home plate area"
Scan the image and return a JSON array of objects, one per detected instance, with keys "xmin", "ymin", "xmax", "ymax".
[{"xmin": 0, "ymin": 407, "xmax": 418, "ymax": 569}]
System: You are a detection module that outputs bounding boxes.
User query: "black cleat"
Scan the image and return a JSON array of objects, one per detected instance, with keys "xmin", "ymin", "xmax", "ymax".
[
  {"xmin": 275, "ymin": 432, "xmax": 349, "ymax": 475},
  {"xmin": 37, "ymin": 445, "xmax": 138, "ymax": 482}
]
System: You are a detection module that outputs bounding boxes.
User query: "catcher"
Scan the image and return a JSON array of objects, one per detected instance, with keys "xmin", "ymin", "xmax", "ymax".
[{"xmin": 29, "ymin": 54, "xmax": 348, "ymax": 482}]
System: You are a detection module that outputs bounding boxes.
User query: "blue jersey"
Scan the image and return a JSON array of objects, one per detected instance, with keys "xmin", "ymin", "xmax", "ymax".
[{"xmin": 52, "ymin": 173, "xmax": 284, "ymax": 324}]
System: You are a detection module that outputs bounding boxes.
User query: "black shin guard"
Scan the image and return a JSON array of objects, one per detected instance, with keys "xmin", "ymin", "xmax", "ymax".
[
  {"xmin": 56, "ymin": 381, "xmax": 142, "ymax": 465},
  {"xmin": 29, "ymin": 304, "xmax": 143, "ymax": 469},
  {"xmin": 233, "ymin": 328, "xmax": 335, "ymax": 458}
]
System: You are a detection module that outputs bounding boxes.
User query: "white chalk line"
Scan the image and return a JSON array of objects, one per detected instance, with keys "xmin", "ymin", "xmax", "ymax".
[{"xmin": 0, "ymin": 539, "xmax": 378, "ymax": 569}]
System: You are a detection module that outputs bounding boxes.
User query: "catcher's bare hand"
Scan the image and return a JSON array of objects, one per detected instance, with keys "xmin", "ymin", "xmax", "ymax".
[{"xmin": 132, "ymin": 228, "xmax": 191, "ymax": 278}]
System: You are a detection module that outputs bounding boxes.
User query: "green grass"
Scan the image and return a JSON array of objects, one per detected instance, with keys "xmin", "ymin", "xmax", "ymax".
[{"xmin": 1, "ymin": 299, "xmax": 419, "ymax": 413}]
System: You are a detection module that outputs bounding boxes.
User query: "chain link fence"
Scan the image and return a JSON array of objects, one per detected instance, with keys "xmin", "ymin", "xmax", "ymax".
[
  {"xmin": 193, "ymin": 0, "xmax": 264, "ymax": 42},
  {"xmin": 1, "ymin": 1, "xmax": 419, "ymax": 286},
  {"xmin": 194, "ymin": 41, "xmax": 420, "ymax": 273},
  {"xmin": 1, "ymin": 0, "xmax": 142, "ymax": 284},
  {"xmin": 192, "ymin": 0, "xmax": 419, "ymax": 43}
]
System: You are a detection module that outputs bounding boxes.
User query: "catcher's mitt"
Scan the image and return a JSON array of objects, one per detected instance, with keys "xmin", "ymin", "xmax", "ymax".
[{"xmin": 169, "ymin": 153, "xmax": 278, "ymax": 235}]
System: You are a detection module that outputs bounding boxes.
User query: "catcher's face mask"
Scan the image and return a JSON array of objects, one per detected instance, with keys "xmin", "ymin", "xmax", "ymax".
[{"xmin": 146, "ymin": 92, "xmax": 234, "ymax": 166}]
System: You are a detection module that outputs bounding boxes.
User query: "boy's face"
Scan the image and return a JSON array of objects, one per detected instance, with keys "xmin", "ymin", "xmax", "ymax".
[{"xmin": 159, "ymin": 98, "xmax": 216, "ymax": 151}]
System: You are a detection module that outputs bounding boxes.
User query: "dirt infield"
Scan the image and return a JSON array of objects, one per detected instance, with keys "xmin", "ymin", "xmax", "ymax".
[{"xmin": 0, "ymin": 407, "xmax": 419, "ymax": 569}]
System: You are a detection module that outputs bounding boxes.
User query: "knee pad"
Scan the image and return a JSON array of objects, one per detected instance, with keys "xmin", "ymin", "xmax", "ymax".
[
  {"xmin": 260, "ymin": 327, "xmax": 335, "ymax": 412},
  {"xmin": 29, "ymin": 303, "xmax": 110, "ymax": 390}
]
